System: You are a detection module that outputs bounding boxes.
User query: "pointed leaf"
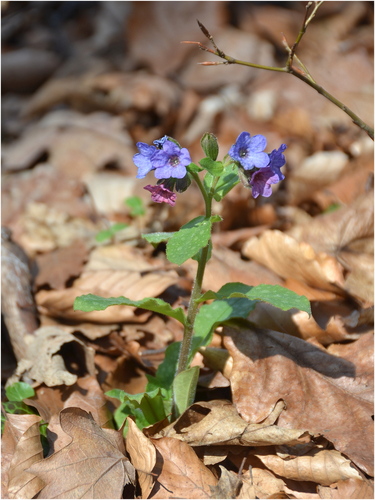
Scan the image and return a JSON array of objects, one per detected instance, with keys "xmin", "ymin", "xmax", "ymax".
[
  {"xmin": 74, "ymin": 294, "xmax": 186, "ymax": 325},
  {"xmin": 173, "ymin": 366, "xmax": 200, "ymax": 417}
]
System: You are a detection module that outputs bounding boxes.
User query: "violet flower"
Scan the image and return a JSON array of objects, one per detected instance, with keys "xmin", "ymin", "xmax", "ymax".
[
  {"xmin": 250, "ymin": 144, "xmax": 287, "ymax": 198},
  {"xmin": 229, "ymin": 132, "xmax": 269, "ymax": 170},
  {"xmin": 133, "ymin": 142, "xmax": 158, "ymax": 179},
  {"xmin": 152, "ymin": 141, "xmax": 192, "ymax": 179}
]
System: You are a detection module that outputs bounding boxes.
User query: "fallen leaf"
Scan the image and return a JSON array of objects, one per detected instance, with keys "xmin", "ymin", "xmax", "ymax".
[
  {"xmin": 318, "ymin": 477, "xmax": 374, "ymax": 499},
  {"xmin": 222, "ymin": 322, "xmax": 374, "ymax": 475},
  {"xmin": 150, "ymin": 437, "xmax": 217, "ymax": 499},
  {"xmin": 27, "ymin": 408, "xmax": 136, "ymax": 499},
  {"xmin": 242, "ymin": 230, "xmax": 346, "ymax": 294},
  {"xmin": 254, "ymin": 449, "xmax": 362, "ymax": 486},
  {"xmin": 126, "ymin": 418, "xmax": 156, "ymax": 498},
  {"xmin": 156, "ymin": 400, "xmax": 309, "ymax": 447},
  {"xmin": 209, "ymin": 465, "xmax": 243, "ymax": 499}
]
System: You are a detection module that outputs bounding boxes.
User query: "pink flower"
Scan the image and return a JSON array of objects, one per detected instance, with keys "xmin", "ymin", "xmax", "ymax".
[{"xmin": 144, "ymin": 184, "xmax": 177, "ymax": 207}]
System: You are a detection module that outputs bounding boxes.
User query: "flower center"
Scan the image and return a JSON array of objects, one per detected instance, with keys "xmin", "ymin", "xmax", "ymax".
[
  {"xmin": 239, "ymin": 148, "xmax": 248, "ymax": 158},
  {"xmin": 169, "ymin": 155, "xmax": 180, "ymax": 167}
]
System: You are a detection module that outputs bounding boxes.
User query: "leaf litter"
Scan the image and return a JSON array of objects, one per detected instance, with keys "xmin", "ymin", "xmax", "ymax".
[{"xmin": 1, "ymin": 2, "xmax": 373, "ymax": 499}]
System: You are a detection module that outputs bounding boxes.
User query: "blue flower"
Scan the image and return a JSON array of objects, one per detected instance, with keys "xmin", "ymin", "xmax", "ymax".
[
  {"xmin": 229, "ymin": 132, "xmax": 269, "ymax": 170},
  {"xmin": 153, "ymin": 135, "xmax": 169, "ymax": 148},
  {"xmin": 133, "ymin": 142, "xmax": 158, "ymax": 179},
  {"xmin": 250, "ymin": 144, "xmax": 287, "ymax": 198},
  {"xmin": 152, "ymin": 141, "xmax": 192, "ymax": 179}
]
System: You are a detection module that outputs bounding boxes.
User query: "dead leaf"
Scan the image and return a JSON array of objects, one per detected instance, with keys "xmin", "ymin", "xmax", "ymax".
[
  {"xmin": 8, "ymin": 326, "xmax": 96, "ymax": 387},
  {"xmin": 318, "ymin": 477, "xmax": 374, "ymax": 499},
  {"xmin": 222, "ymin": 322, "xmax": 374, "ymax": 475},
  {"xmin": 242, "ymin": 230, "xmax": 346, "ymax": 294},
  {"xmin": 255, "ymin": 449, "xmax": 362, "ymax": 486},
  {"xmin": 27, "ymin": 408, "xmax": 135, "ymax": 499},
  {"xmin": 5, "ymin": 414, "xmax": 44, "ymax": 500},
  {"xmin": 239, "ymin": 468, "xmax": 286, "ymax": 500},
  {"xmin": 126, "ymin": 418, "xmax": 156, "ymax": 498},
  {"xmin": 209, "ymin": 465, "xmax": 243, "ymax": 499},
  {"xmin": 150, "ymin": 437, "xmax": 217, "ymax": 499},
  {"xmin": 156, "ymin": 400, "xmax": 309, "ymax": 447}
]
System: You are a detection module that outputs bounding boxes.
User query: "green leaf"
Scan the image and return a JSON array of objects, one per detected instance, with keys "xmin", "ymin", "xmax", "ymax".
[
  {"xmin": 194, "ymin": 298, "xmax": 257, "ymax": 347},
  {"xmin": 197, "ymin": 283, "xmax": 311, "ymax": 316},
  {"xmin": 200, "ymin": 133, "xmax": 219, "ymax": 161},
  {"xmin": 74, "ymin": 295, "xmax": 186, "ymax": 325},
  {"xmin": 95, "ymin": 223, "xmax": 129, "ymax": 242},
  {"xmin": 6, "ymin": 382, "xmax": 35, "ymax": 402},
  {"xmin": 142, "ymin": 231, "xmax": 175, "ymax": 245},
  {"xmin": 125, "ymin": 196, "xmax": 146, "ymax": 216},
  {"xmin": 166, "ymin": 216, "xmax": 212, "ymax": 266},
  {"xmin": 187, "ymin": 162, "xmax": 204, "ymax": 173},
  {"xmin": 172, "ymin": 366, "xmax": 200, "ymax": 417},
  {"xmin": 199, "ymin": 157, "xmax": 224, "ymax": 176},
  {"xmin": 213, "ymin": 163, "xmax": 239, "ymax": 201},
  {"xmin": 146, "ymin": 342, "xmax": 181, "ymax": 393}
]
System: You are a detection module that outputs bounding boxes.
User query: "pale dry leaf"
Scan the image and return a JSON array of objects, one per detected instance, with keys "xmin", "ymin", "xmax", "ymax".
[
  {"xmin": 6, "ymin": 414, "xmax": 44, "ymax": 500},
  {"xmin": 85, "ymin": 244, "xmax": 159, "ymax": 273},
  {"xmin": 157, "ymin": 400, "xmax": 309, "ymax": 447},
  {"xmin": 317, "ymin": 477, "xmax": 374, "ymax": 499},
  {"xmin": 150, "ymin": 437, "xmax": 217, "ymax": 499},
  {"xmin": 126, "ymin": 418, "xmax": 157, "ymax": 499},
  {"xmin": 8, "ymin": 326, "xmax": 95, "ymax": 387},
  {"xmin": 242, "ymin": 230, "xmax": 346, "ymax": 293},
  {"xmin": 36, "ymin": 268, "xmax": 178, "ymax": 323},
  {"xmin": 27, "ymin": 408, "xmax": 135, "ymax": 499},
  {"xmin": 255, "ymin": 449, "xmax": 361, "ymax": 486},
  {"xmin": 239, "ymin": 468, "xmax": 286, "ymax": 500},
  {"xmin": 222, "ymin": 323, "xmax": 374, "ymax": 476},
  {"xmin": 209, "ymin": 465, "xmax": 242, "ymax": 499}
]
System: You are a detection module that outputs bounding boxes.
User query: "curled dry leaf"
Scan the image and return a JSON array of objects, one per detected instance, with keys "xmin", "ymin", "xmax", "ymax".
[
  {"xmin": 149, "ymin": 437, "xmax": 218, "ymax": 499},
  {"xmin": 8, "ymin": 326, "xmax": 96, "ymax": 388},
  {"xmin": 254, "ymin": 449, "xmax": 362, "ymax": 486},
  {"xmin": 27, "ymin": 408, "xmax": 135, "ymax": 500},
  {"xmin": 222, "ymin": 322, "xmax": 374, "ymax": 476},
  {"xmin": 209, "ymin": 465, "xmax": 244, "ymax": 499},
  {"xmin": 242, "ymin": 230, "xmax": 345, "ymax": 295},
  {"xmin": 126, "ymin": 418, "xmax": 157, "ymax": 499},
  {"xmin": 239, "ymin": 468, "xmax": 286, "ymax": 500},
  {"xmin": 156, "ymin": 400, "xmax": 309, "ymax": 447},
  {"xmin": 5, "ymin": 414, "xmax": 44, "ymax": 500}
]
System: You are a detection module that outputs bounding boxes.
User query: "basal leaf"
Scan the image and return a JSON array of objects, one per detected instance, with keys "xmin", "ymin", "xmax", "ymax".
[
  {"xmin": 74, "ymin": 294, "xmax": 186, "ymax": 325},
  {"xmin": 172, "ymin": 366, "xmax": 200, "ymax": 417},
  {"xmin": 6, "ymin": 382, "xmax": 35, "ymax": 402}
]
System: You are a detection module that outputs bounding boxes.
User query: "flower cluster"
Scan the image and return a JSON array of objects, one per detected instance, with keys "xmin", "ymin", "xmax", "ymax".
[
  {"xmin": 133, "ymin": 136, "xmax": 191, "ymax": 206},
  {"xmin": 133, "ymin": 132, "xmax": 286, "ymax": 205},
  {"xmin": 229, "ymin": 132, "xmax": 286, "ymax": 198}
]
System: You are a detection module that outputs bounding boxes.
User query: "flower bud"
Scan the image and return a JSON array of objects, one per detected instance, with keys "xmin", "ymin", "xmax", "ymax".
[{"xmin": 201, "ymin": 133, "xmax": 219, "ymax": 161}]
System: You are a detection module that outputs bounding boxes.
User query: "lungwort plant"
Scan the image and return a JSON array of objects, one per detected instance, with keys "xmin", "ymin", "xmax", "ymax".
[{"xmin": 74, "ymin": 132, "xmax": 311, "ymax": 430}]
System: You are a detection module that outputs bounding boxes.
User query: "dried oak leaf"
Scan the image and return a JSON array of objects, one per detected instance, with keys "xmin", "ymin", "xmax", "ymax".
[
  {"xmin": 8, "ymin": 326, "xmax": 95, "ymax": 388},
  {"xmin": 222, "ymin": 322, "xmax": 374, "ymax": 476},
  {"xmin": 318, "ymin": 477, "xmax": 374, "ymax": 499},
  {"xmin": 3, "ymin": 414, "xmax": 44, "ymax": 500},
  {"xmin": 149, "ymin": 437, "xmax": 217, "ymax": 499},
  {"xmin": 156, "ymin": 400, "xmax": 309, "ymax": 447},
  {"xmin": 27, "ymin": 408, "xmax": 135, "ymax": 499}
]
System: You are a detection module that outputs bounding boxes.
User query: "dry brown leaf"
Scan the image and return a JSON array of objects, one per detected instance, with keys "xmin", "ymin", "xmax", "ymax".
[
  {"xmin": 318, "ymin": 477, "xmax": 374, "ymax": 499},
  {"xmin": 5, "ymin": 414, "xmax": 44, "ymax": 500},
  {"xmin": 8, "ymin": 326, "xmax": 96, "ymax": 388},
  {"xmin": 156, "ymin": 400, "xmax": 309, "ymax": 447},
  {"xmin": 255, "ymin": 449, "xmax": 361, "ymax": 486},
  {"xmin": 222, "ymin": 322, "xmax": 374, "ymax": 475},
  {"xmin": 209, "ymin": 465, "xmax": 244, "ymax": 499},
  {"xmin": 35, "ymin": 240, "xmax": 89, "ymax": 290},
  {"xmin": 242, "ymin": 230, "xmax": 346, "ymax": 294},
  {"xmin": 240, "ymin": 468, "xmax": 287, "ymax": 500},
  {"xmin": 126, "ymin": 418, "xmax": 156, "ymax": 499},
  {"xmin": 36, "ymin": 268, "xmax": 178, "ymax": 323},
  {"xmin": 27, "ymin": 408, "xmax": 135, "ymax": 499},
  {"xmin": 150, "ymin": 437, "xmax": 217, "ymax": 499}
]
